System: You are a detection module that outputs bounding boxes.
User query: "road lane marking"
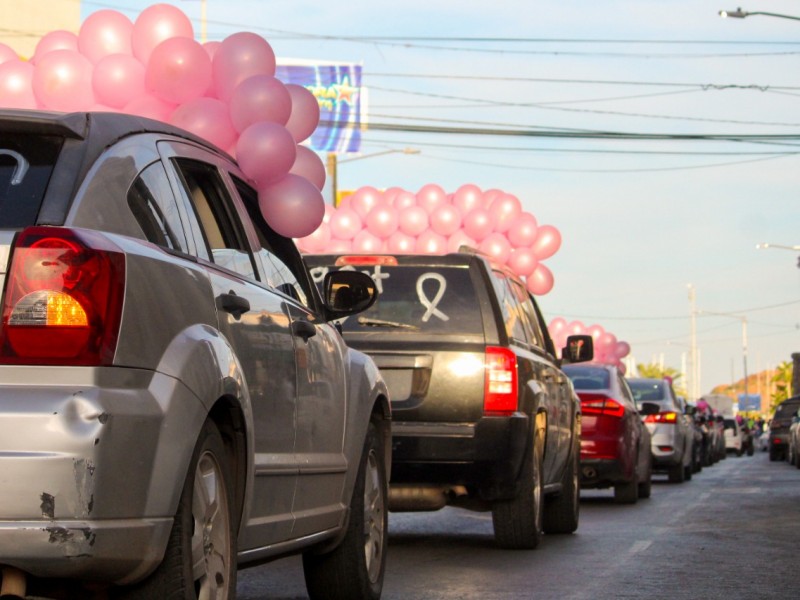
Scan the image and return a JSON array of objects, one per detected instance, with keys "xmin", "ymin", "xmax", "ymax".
[{"xmin": 628, "ymin": 540, "xmax": 652, "ymax": 554}]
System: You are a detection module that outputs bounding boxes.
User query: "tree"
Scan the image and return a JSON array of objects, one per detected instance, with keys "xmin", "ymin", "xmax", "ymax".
[
  {"xmin": 771, "ymin": 360, "xmax": 793, "ymax": 410},
  {"xmin": 635, "ymin": 363, "xmax": 687, "ymax": 397}
]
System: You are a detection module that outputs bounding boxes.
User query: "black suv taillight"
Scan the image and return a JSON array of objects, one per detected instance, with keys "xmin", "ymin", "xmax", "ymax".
[
  {"xmin": 484, "ymin": 346, "xmax": 518, "ymax": 415},
  {"xmin": 0, "ymin": 226, "xmax": 125, "ymax": 365}
]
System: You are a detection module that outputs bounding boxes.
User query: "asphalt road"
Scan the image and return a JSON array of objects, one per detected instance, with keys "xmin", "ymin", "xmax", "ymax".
[{"xmin": 237, "ymin": 448, "xmax": 800, "ymax": 600}]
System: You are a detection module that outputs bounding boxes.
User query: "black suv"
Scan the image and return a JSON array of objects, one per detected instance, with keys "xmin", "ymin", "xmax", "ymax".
[
  {"xmin": 768, "ymin": 395, "xmax": 800, "ymax": 461},
  {"xmin": 305, "ymin": 250, "xmax": 592, "ymax": 549}
]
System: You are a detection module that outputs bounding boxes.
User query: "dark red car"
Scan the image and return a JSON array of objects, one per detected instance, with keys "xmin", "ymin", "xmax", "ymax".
[{"xmin": 563, "ymin": 363, "xmax": 655, "ymax": 503}]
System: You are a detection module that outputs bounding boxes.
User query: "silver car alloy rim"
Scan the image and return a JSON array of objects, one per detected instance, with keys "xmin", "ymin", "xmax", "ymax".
[
  {"xmin": 363, "ymin": 447, "xmax": 385, "ymax": 583},
  {"xmin": 192, "ymin": 450, "xmax": 231, "ymax": 600}
]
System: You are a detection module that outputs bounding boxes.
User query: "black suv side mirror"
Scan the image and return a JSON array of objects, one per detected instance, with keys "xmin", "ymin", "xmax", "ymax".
[
  {"xmin": 561, "ymin": 334, "xmax": 594, "ymax": 364},
  {"xmin": 322, "ymin": 270, "xmax": 377, "ymax": 318}
]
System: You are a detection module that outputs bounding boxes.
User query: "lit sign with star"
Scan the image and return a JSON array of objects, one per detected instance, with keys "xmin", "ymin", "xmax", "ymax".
[{"xmin": 276, "ymin": 61, "xmax": 363, "ymax": 153}]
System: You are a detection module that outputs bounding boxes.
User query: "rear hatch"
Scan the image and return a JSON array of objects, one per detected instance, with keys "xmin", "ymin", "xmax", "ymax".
[
  {"xmin": 1, "ymin": 121, "xmax": 69, "ymax": 289},
  {"xmin": 306, "ymin": 254, "xmax": 492, "ymax": 423}
]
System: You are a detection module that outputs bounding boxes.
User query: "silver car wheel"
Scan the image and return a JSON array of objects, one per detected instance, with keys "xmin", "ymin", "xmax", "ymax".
[
  {"xmin": 191, "ymin": 450, "xmax": 232, "ymax": 600},
  {"xmin": 363, "ymin": 447, "xmax": 385, "ymax": 584}
]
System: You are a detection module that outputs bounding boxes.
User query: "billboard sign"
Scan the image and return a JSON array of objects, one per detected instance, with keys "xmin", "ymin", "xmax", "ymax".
[
  {"xmin": 276, "ymin": 60, "xmax": 363, "ymax": 154},
  {"xmin": 738, "ymin": 394, "xmax": 761, "ymax": 412}
]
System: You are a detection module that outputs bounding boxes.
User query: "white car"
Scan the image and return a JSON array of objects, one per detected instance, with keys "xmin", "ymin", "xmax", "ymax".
[{"xmin": 724, "ymin": 418, "xmax": 743, "ymax": 456}]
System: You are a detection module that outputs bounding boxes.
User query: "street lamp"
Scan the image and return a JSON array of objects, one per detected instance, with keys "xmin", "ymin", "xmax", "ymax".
[
  {"xmin": 756, "ymin": 242, "xmax": 800, "ymax": 269},
  {"xmin": 326, "ymin": 148, "xmax": 421, "ymax": 205},
  {"xmin": 719, "ymin": 7, "xmax": 800, "ymax": 21}
]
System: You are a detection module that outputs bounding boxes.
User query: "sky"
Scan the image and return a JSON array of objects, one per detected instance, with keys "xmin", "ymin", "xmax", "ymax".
[{"xmin": 79, "ymin": 0, "xmax": 800, "ymax": 399}]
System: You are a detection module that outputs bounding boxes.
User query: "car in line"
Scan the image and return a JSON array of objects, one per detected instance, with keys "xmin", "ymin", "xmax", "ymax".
[
  {"xmin": 627, "ymin": 377, "xmax": 694, "ymax": 483},
  {"xmin": 562, "ymin": 363, "xmax": 656, "ymax": 503},
  {"xmin": 305, "ymin": 250, "xmax": 593, "ymax": 549},
  {"xmin": 0, "ymin": 109, "xmax": 391, "ymax": 600},
  {"xmin": 768, "ymin": 395, "xmax": 800, "ymax": 462},
  {"xmin": 723, "ymin": 417, "xmax": 745, "ymax": 456}
]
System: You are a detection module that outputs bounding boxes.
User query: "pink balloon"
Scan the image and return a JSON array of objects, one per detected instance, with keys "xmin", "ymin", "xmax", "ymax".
[
  {"xmin": 32, "ymin": 50, "xmax": 95, "ymax": 111},
  {"xmin": 398, "ymin": 205, "xmax": 429, "ymax": 237},
  {"xmin": 614, "ymin": 341, "xmax": 631, "ymax": 359},
  {"xmin": 526, "ymin": 264, "xmax": 554, "ymax": 295},
  {"xmin": 416, "ymin": 183, "xmax": 447, "ymax": 213},
  {"xmin": 229, "ymin": 75, "xmax": 292, "ymax": 132},
  {"xmin": 532, "ymin": 225, "xmax": 562, "ymax": 260},
  {"xmin": 452, "ymin": 183, "xmax": 483, "ymax": 213},
  {"xmin": 568, "ymin": 321, "xmax": 586, "ymax": 336},
  {"xmin": 322, "ymin": 202, "xmax": 335, "ymax": 224},
  {"xmin": 78, "ymin": 9, "xmax": 133, "ymax": 63},
  {"xmin": 352, "ymin": 230, "xmax": 383, "ymax": 253},
  {"xmin": 416, "ymin": 231, "xmax": 447, "ymax": 255},
  {"xmin": 0, "ymin": 43, "xmax": 18, "ymax": 65},
  {"xmin": 0, "ymin": 60, "xmax": 36, "ymax": 109},
  {"xmin": 170, "ymin": 97, "xmax": 237, "ymax": 150},
  {"xmin": 212, "ymin": 32, "xmax": 276, "ymax": 102},
  {"xmin": 203, "ymin": 41, "xmax": 221, "ymax": 61},
  {"xmin": 507, "ymin": 213, "xmax": 539, "ymax": 248},
  {"xmin": 447, "ymin": 230, "xmax": 477, "ymax": 253},
  {"xmin": 587, "ymin": 324, "xmax": 606, "ymax": 343},
  {"xmin": 236, "ymin": 122, "xmax": 297, "ymax": 186},
  {"xmin": 92, "ymin": 53, "xmax": 145, "ymax": 108},
  {"xmin": 33, "ymin": 31, "xmax": 78, "ymax": 63},
  {"xmin": 258, "ymin": 174, "xmax": 324, "ymax": 239},
  {"xmin": 328, "ymin": 239, "xmax": 352, "ymax": 253},
  {"xmin": 145, "ymin": 37, "xmax": 211, "ymax": 104},
  {"xmin": 490, "ymin": 193, "xmax": 522, "ymax": 233},
  {"xmin": 289, "ymin": 145, "xmax": 326, "ymax": 191},
  {"xmin": 429, "ymin": 204, "xmax": 462, "ymax": 237},
  {"xmin": 382, "ymin": 187, "xmax": 403, "ymax": 205},
  {"xmin": 349, "ymin": 186, "xmax": 383, "ymax": 219},
  {"xmin": 507, "ymin": 247, "xmax": 539, "ymax": 277},
  {"xmin": 329, "ymin": 208, "xmax": 362, "ymax": 240},
  {"xmin": 132, "ymin": 3, "xmax": 194, "ymax": 65},
  {"xmin": 284, "ymin": 83, "xmax": 320, "ymax": 143},
  {"xmin": 123, "ymin": 93, "xmax": 176, "ymax": 121},
  {"xmin": 365, "ymin": 205, "xmax": 399, "ymax": 239},
  {"xmin": 481, "ymin": 188, "xmax": 504, "ymax": 208},
  {"xmin": 296, "ymin": 221, "xmax": 331, "ymax": 253},
  {"xmin": 462, "ymin": 207, "xmax": 496, "ymax": 242},
  {"xmin": 392, "ymin": 190, "xmax": 417, "ymax": 210},
  {"xmin": 597, "ymin": 332, "xmax": 618, "ymax": 350},
  {"xmin": 387, "ymin": 231, "xmax": 417, "ymax": 253},
  {"xmin": 478, "ymin": 233, "xmax": 512, "ymax": 264},
  {"xmin": 548, "ymin": 317, "xmax": 568, "ymax": 338}
]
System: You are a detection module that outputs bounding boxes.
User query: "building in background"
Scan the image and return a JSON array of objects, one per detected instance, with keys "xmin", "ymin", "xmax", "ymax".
[{"xmin": 0, "ymin": 2, "xmax": 79, "ymax": 59}]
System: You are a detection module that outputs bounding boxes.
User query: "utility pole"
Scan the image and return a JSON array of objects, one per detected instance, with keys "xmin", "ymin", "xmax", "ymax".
[{"xmin": 688, "ymin": 284, "xmax": 698, "ymax": 399}]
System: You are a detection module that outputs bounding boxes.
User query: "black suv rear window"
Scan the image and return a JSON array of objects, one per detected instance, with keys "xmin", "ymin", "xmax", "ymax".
[
  {"xmin": 309, "ymin": 264, "xmax": 483, "ymax": 334},
  {"xmin": 1, "ymin": 134, "xmax": 62, "ymax": 227}
]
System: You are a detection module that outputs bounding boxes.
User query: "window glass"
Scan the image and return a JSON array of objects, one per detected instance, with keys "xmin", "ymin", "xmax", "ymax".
[
  {"xmin": 512, "ymin": 280, "xmax": 547, "ymax": 349},
  {"xmin": 562, "ymin": 365, "xmax": 611, "ymax": 390},
  {"xmin": 628, "ymin": 379, "xmax": 666, "ymax": 402},
  {"xmin": 306, "ymin": 263, "xmax": 482, "ymax": 335},
  {"xmin": 0, "ymin": 135, "xmax": 62, "ymax": 227},
  {"xmin": 488, "ymin": 270, "xmax": 528, "ymax": 344},
  {"xmin": 172, "ymin": 159, "xmax": 256, "ymax": 280},
  {"xmin": 127, "ymin": 162, "xmax": 188, "ymax": 252},
  {"xmin": 231, "ymin": 176, "xmax": 309, "ymax": 306}
]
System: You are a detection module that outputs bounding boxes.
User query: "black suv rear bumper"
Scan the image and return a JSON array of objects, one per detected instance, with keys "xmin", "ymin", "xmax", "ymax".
[{"xmin": 389, "ymin": 413, "xmax": 531, "ymax": 500}]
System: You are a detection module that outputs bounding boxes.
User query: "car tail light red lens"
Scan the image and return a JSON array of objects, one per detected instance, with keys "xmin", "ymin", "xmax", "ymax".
[
  {"xmin": 644, "ymin": 411, "xmax": 678, "ymax": 424},
  {"xmin": 484, "ymin": 346, "xmax": 518, "ymax": 415},
  {"xmin": 579, "ymin": 393, "xmax": 625, "ymax": 418},
  {"xmin": 0, "ymin": 226, "xmax": 125, "ymax": 365}
]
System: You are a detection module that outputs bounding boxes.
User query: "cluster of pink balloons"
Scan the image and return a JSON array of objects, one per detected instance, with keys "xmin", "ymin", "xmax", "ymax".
[
  {"xmin": 0, "ymin": 3, "xmax": 326, "ymax": 239},
  {"xmin": 548, "ymin": 318, "xmax": 631, "ymax": 373},
  {"xmin": 297, "ymin": 182, "xmax": 563, "ymax": 295}
]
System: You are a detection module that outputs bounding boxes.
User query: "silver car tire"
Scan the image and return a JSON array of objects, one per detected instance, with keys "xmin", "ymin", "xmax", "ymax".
[
  {"xmin": 303, "ymin": 421, "xmax": 388, "ymax": 600},
  {"xmin": 117, "ymin": 420, "xmax": 236, "ymax": 600}
]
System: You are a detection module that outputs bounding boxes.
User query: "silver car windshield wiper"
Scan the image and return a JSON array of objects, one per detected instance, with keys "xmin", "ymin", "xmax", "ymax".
[{"xmin": 357, "ymin": 317, "xmax": 419, "ymax": 330}]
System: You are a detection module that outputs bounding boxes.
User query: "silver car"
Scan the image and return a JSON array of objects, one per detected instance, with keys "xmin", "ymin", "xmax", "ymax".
[
  {"xmin": 0, "ymin": 110, "xmax": 390, "ymax": 600},
  {"xmin": 628, "ymin": 377, "xmax": 694, "ymax": 483}
]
